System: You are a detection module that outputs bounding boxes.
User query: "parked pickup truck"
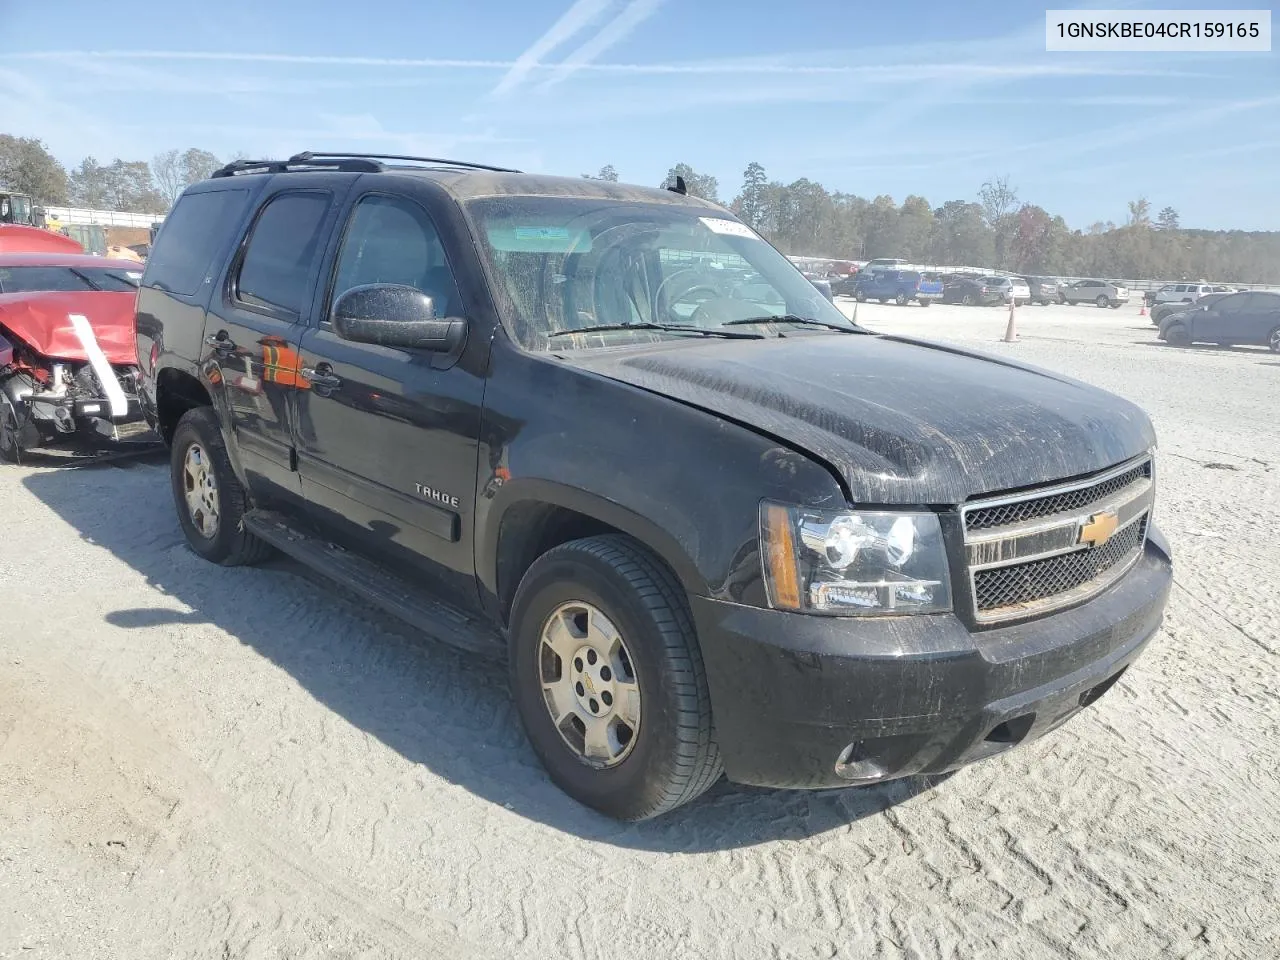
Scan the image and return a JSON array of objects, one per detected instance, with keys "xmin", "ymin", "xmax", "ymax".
[
  {"xmin": 853, "ymin": 269, "xmax": 943, "ymax": 306},
  {"xmin": 136, "ymin": 152, "xmax": 1172, "ymax": 820}
]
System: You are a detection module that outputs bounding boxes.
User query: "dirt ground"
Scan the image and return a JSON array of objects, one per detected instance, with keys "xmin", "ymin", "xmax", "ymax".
[{"xmin": 2, "ymin": 299, "xmax": 1277, "ymax": 960}]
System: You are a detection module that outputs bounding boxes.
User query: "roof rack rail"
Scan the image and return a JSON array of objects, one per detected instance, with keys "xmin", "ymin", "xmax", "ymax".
[
  {"xmin": 211, "ymin": 156, "xmax": 384, "ymax": 178},
  {"xmin": 288, "ymin": 151, "xmax": 521, "ymax": 174}
]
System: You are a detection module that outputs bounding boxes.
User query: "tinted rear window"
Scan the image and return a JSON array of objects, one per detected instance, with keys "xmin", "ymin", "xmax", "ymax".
[
  {"xmin": 145, "ymin": 189, "xmax": 250, "ymax": 297},
  {"xmin": 234, "ymin": 192, "xmax": 331, "ymax": 317}
]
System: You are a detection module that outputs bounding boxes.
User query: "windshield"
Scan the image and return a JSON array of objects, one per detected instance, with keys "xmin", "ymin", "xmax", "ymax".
[
  {"xmin": 0, "ymin": 264, "xmax": 143, "ymax": 294},
  {"xmin": 466, "ymin": 197, "xmax": 854, "ymax": 351}
]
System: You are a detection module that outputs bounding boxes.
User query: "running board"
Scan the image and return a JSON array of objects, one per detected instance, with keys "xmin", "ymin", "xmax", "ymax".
[{"xmin": 243, "ymin": 509, "xmax": 505, "ymax": 656}]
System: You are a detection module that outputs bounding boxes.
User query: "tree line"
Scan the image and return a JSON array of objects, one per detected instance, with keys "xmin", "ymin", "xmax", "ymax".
[
  {"xmin": 1, "ymin": 134, "xmax": 238, "ymax": 214},
  {"xmin": 4, "ymin": 135, "xmax": 1274, "ymax": 282},
  {"xmin": 592, "ymin": 162, "xmax": 1275, "ymax": 284}
]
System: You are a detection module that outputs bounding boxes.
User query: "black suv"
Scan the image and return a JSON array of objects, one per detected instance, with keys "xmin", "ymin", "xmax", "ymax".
[{"xmin": 136, "ymin": 152, "xmax": 1172, "ymax": 820}]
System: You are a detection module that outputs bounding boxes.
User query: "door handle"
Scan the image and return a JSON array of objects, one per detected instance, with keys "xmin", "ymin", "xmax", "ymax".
[
  {"xmin": 301, "ymin": 366, "xmax": 342, "ymax": 390},
  {"xmin": 205, "ymin": 333, "xmax": 235, "ymax": 353}
]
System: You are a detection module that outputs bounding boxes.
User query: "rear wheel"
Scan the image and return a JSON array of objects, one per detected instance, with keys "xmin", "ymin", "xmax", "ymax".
[
  {"xmin": 894, "ymin": 292, "xmax": 908, "ymax": 306},
  {"xmin": 509, "ymin": 535, "xmax": 722, "ymax": 821},
  {"xmin": 855, "ymin": 291, "xmax": 866, "ymax": 302},
  {"xmin": 961, "ymin": 293, "xmax": 975, "ymax": 306},
  {"xmin": 170, "ymin": 407, "xmax": 273, "ymax": 566},
  {"xmin": 1096, "ymin": 295, "xmax": 1108, "ymax": 308},
  {"xmin": 1270, "ymin": 327, "xmax": 1280, "ymax": 353}
]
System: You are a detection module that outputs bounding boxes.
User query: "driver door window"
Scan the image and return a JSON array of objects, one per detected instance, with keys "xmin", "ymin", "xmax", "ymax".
[{"xmin": 331, "ymin": 194, "xmax": 461, "ymax": 319}]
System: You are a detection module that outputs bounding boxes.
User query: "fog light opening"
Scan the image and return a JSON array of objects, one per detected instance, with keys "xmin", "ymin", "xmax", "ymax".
[
  {"xmin": 1079, "ymin": 666, "xmax": 1127, "ymax": 709},
  {"xmin": 985, "ymin": 713, "xmax": 1035, "ymax": 745},
  {"xmin": 834, "ymin": 742, "xmax": 890, "ymax": 783}
]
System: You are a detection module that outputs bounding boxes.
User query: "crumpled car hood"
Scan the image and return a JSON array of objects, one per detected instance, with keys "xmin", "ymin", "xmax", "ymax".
[
  {"xmin": 0, "ymin": 291, "xmax": 138, "ymax": 365},
  {"xmin": 563, "ymin": 332, "xmax": 1155, "ymax": 504}
]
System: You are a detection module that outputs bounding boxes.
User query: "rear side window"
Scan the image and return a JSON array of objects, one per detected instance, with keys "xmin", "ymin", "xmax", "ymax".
[
  {"xmin": 145, "ymin": 189, "xmax": 250, "ymax": 297},
  {"xmin": 235, "ymin": 192, "xmax": 331, "ymax": 317}
]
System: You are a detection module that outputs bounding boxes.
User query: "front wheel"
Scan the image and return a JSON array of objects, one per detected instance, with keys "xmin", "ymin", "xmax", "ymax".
[
  {"xmin": 855, "ymin": 291, "xmax": 867, "ymax": 302},
  {"xmin": 1166, "ymin": 324, "xmax": 1191, "ymax": 347},
  {"xmin": 961, "ymin": 294, "xmax": 975, "ymax": 306},
  {"xmin": 1270, "ymin": 326, "xmax": 1280, "ymax": 353},
  {"xmin": 509, "ymin": 535, "xmax": 722, "ymax": 821},
  {"xmin": 894, "ymin": 292, "xmax": 908, "ymax": 306},
  {"xmin": 1096, "ymin": 295, "xmax": 1108, "ymax": 308},
  {"xmin": 170, "ymin": 407, "xmax": 273, "ymax": 566}
]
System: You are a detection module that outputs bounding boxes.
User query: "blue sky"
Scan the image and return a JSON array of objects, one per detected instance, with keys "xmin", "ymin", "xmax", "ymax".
[{"xmin": 1, "ymin": 0, "xmax": 1276, "ymax": 230}]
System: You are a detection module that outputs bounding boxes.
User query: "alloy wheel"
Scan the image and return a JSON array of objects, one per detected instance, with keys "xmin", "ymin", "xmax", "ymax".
[
  {"xmin": 182, "ymin": 442, "xmax": 221, "ymax": 538},
  {"xmin": 538, "ymin": 601, "xmax": 641, "ymax": 768}
]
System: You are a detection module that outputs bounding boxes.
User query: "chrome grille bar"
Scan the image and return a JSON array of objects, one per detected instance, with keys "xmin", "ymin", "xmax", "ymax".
[{"xmin": 961, "ymin": 455, "xmax": 1154, "ymax": 623}]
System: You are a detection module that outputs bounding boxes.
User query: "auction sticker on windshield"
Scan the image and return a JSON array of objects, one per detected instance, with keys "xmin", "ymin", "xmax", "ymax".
[{"xmin": 699, "ymin": 217, "xmax": 761, "ymax": 239}]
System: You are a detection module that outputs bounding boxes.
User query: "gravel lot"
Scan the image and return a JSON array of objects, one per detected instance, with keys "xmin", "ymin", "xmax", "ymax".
[{"xmin": 2, "ymin": 299, "xmax": 1277, "ymax": 960}]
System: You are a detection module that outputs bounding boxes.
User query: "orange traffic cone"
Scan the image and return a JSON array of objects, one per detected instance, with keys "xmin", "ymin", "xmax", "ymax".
[
  {"xmin": 1004, "ymin": 297, "xmax": 1017, "ymax": 342},
  {"xmin": 1139, "ymin": 302, "xmax": 1147, "ymax": 316}
]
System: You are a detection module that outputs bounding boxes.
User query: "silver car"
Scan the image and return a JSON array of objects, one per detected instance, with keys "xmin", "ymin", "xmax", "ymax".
[
  {"xmin": 985, "ymin": 276, "xmax": 1031, "ymax": 305},
  {"xmin": 1060, "ymin": 279, "xmax": 1130, "ymax": 308}
]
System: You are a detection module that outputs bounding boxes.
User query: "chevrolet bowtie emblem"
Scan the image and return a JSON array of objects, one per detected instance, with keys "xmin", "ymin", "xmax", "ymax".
[{"xmin": 1079, "ymin": 511, "xmax": 1119, "ymax": 548}]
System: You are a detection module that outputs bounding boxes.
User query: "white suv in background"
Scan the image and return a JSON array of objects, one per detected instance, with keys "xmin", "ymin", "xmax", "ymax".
[
  {"xmin": 1059, "ymin": 279, "xmax": 1131, "ymax": 308},
  {"xmin": 1153, "ymin": 282, "xmax": 1231, "ymax": 305}
]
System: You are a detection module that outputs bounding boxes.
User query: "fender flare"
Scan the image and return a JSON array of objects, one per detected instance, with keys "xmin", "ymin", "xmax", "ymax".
[{"xmin": 479, "ymin": 477, "xmax": 709, "ymax": 612}]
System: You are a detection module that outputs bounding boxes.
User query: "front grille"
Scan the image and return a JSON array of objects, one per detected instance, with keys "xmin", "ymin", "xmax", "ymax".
[
  {"xmin": 965, "ymin": 460, "xmax": 1152, "ymax": 531},
  {"xmin": 961, "ymin": 456, "xmax": 1154, "ymax": 623},
  {"xmin": 974, "ymin": 517, "xmax": 1147, "ymax": 612}
]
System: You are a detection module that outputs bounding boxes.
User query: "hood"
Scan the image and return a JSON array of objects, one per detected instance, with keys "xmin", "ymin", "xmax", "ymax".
[
  {"xmin": 0, "ymin": 224, "xmax": 84, "ymax": 254},
  {"xmin": 0, "ymin": 291, "xmax": 138, "ymax": 365},
  {"xmin": 564, "ymin": 332, "xmax": 1155, "ymax": 504}
]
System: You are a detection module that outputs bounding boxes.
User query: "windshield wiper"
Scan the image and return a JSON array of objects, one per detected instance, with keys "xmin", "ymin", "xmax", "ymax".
[
  {"xmin": 548, "ymin": 322, "xmax": 765, "ymax": 340},
  {"xmin": 719, "ymin": 314, "xmax": 866, "ymax": 333}
]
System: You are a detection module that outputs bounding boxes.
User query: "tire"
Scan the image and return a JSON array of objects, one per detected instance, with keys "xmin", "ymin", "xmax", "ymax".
[
  {"xmin": 894, "ymin": 292, "xmax": 908, "ymax": 306},
  {"xmin": 1096, "ymin": 295, "xmax": 1108, "ymax": 308},
  {"xmin": 1166, "ymin": 323, "xmax": 1190, "ymax": 347},
  {"xmin": 855, "ymin": 291, "xmax": 866, "ymax": 303},
  {"xmin": 961, "ymin": 294, "xmax": 975, "ymax": 306},
  {"xmin": 1059, "ymin": 295, "xmax": 1068, "ymax": 305},
  {"xmin": 508, "ymin": 535, "xmax": 722, "ymax": 821},
  {"xmin": 169, "ymin": 406, "xmax": 273, "ymax": 566},
  {"xmin": 1270, "ymin": 327, "xmax": 1280, "ymax": 353}
]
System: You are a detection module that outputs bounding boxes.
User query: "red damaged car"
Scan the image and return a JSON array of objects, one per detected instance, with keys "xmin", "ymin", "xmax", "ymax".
[{"xmin": 0, "ymin": 247, "xmax": 153, "ymax": 461}]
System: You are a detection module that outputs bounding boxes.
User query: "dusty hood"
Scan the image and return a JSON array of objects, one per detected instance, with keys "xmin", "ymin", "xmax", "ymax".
[
  {"xmin": 0, "ymin": 291, "xmax": 138, "ymax": 365},
  {"xmin": 565, "ymin": 332, "xmax": 1155, "ymax": 504}
]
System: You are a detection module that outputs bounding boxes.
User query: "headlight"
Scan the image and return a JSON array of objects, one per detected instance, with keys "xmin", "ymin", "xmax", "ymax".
[{"xmin": 760, "ymin": 502, "xmax": 951, "ymax": 615}]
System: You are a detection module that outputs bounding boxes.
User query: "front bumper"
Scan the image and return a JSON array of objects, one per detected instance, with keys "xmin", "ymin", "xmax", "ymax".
[
  {"xmin": 692, "ymin": 529, "xmax": 1172, "ymax": 789},
  {"xmin": 25, "ymin": 392, "xmax": 147, "ymax": 428}
]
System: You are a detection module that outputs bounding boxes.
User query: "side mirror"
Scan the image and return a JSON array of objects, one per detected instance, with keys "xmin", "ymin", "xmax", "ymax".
[{"xmin": 331, "ymin": 283, "xmax": 467, "ymax": 353}]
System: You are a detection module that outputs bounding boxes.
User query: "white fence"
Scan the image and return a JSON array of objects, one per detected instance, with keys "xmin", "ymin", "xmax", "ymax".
[{"xmin": 41, "ymin": 206, "xmax": 165, "ymax": 228}]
